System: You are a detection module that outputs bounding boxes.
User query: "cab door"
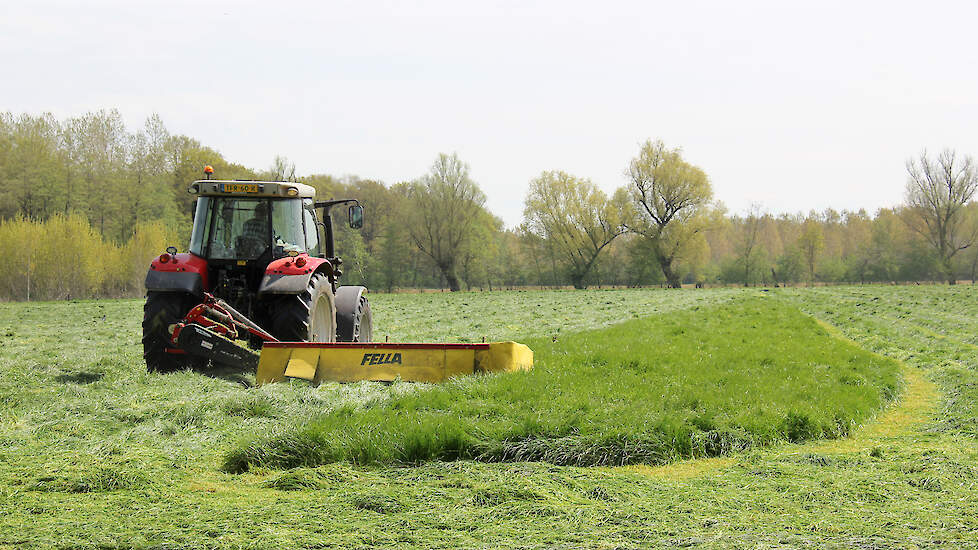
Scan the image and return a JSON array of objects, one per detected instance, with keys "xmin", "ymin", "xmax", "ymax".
[{"xmin": 302, "ymin": 198, "xmax": 324, "ymax": 257}]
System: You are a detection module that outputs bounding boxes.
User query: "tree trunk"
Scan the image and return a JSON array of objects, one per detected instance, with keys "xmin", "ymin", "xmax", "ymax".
[
  {"xmin": 444, "ymin": 273, "xmax": 461, "ymax": 291},
  {"xmin": 651, "ymin": 239, "xmax": 682, "ymax": 289},
  {"xmin": 439, "ymin": 263, "xmax": 462, "ymax": 292},
  {"xmin": 568, "ymin": 265, "xmax": 589, "ymax": 289},
  {"xmin": 659, "ymin": 261, "xmax": 681, "ymax": 289},
  {"xmin": 942, "ymin": 255, "xmax": 956, "ymax": 285},
  {"xmin": 549, "ymin": 251, "xmax": 559, "ymax": 289}
]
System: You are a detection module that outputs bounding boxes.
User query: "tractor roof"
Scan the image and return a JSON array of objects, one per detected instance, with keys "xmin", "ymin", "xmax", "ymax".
[{"xmin": 190, "ymin": 180, "xmax": 317, "ymax": 199}]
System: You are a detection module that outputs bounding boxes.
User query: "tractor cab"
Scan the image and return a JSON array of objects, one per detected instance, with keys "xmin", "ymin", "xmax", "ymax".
[
  {"xmin": 187, "ymin": 181, "xmax": 321, "ymax": 316},
  {"xmin": 181, "ymin": 180, "xmax": 362, "ymax": 317},
  {"xmin": 188, "ymin": 181, "xmax": 321, "ymax": 262}
]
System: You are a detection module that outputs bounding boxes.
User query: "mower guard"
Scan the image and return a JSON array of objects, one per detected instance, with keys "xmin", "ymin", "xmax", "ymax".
[{"xmin": 256, "ymin": 341, "xmax": 533, "ymax": 385}]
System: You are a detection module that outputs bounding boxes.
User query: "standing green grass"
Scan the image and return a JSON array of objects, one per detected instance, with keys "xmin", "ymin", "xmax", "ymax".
[{"xmin": 225, "ymin": 297, "xmax": 899, "ymax": 471}]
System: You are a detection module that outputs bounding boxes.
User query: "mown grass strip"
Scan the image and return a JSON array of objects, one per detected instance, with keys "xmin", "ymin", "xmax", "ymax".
[
  {"xmin": 225, "ymin": 297, "xmax": 901, "ymax": 471},
  {"xmin": 783, "ymin": 286, "xmax": 978, "ymax": 438}
]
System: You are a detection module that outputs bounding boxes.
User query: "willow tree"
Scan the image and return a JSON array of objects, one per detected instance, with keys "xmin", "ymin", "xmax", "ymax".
[
  {"xmin": 407, "ymin": 153, "xmax": 488, "ymax": 291},
  {"xmin": 523, "ymin": 170, "xmax": 627, "ymax": 289},
  {"xmin": 904, "ymin": 149, "xmax": 978, "ymax": 284},
  {"xmin": 625, "ymin": 139, "xmax": 713, "ymax": 288}
]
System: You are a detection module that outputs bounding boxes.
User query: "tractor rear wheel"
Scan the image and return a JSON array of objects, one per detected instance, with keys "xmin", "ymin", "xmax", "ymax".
[
  {"xmin": 142, "ymin": 292, "xmax": 208, "ymax": 373},
  {"xmin": 347, "ymin": 295, "xmax": 372, "ymax": 342},
  {"xmin": 268, "ymin": 273, "xmax": 336, "ymax": 342}
]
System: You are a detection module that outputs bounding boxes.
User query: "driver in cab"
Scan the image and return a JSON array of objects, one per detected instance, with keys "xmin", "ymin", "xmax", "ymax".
[{"xmin": 238, "ymin": 201, "xmax": 268, "ymax": 257}]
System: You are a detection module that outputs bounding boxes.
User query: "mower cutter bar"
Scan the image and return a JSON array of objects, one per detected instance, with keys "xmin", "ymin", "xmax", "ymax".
[
  {"xmin": 165, "ymin": 292, "xmax": 273, "ymax": 372},
  {"xmin": 175, "ymin": 323, "xmax": 260, "ymax": 370}
]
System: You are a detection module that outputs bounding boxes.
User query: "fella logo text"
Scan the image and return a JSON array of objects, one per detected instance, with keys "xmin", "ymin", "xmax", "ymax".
[{"xmin": 361, "ymin": 353, "xmax": 403, "ymax": 366}]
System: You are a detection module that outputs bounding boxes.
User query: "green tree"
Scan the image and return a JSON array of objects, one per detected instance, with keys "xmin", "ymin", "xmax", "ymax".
[
  {"xmin": 333, "ymin": 227, "xmax": 372, "ymax": 285},
  {"xmin": 797, "ymin": 218, "xmax": 824, "ymax": 286},
  {"xmin": 59, "ymin": 114, "xmax": 87, "ymax": 217},
  {"xmin": 865, "ymin": 210, "xmax": 900, "ymax": 281},
  {"xmin": 406, "ymin": 153, "xmax": 488, "ymax": 291},
  {"xmin": 126, "ymin": 115, "xmax": 180, "ymax": 233},
  {"xmin": 457, "ymin": 209, "xmax": 504, "ymax": 290},
  {"xmin": 739, "ymin": 204, "xmax": 765, "ymax": 286},
  {"xmin": 73, "ymin": 110, "xmax": 128, "ymax": 239},
  {"xmin": 625, "ymin": 235, "xmax": 667, "ymax": 286},
  {"xmin": 517, "ymin": 226, "xmax": 557, "ymax": 287},
  {"xmin": 775, "ymin": 246, "xmax": 806, "ymax": 285},
  {"xmin": 303, "ymin": 173, "xmax": 342, "ymax": 199},
  {"xmin": 0, "ymin": 113, "xmax": 64, "ymax": 221},
  {"xmin": 625, "ymin": 139, "xmax": 713, "ymax": 288},
  {"xmin": 522, "ymin": 171, "xmax": 627, "ymax": 289},
  {"xmin": 167, "ymin": 135, "xmax": 256, "ymax": 218}
]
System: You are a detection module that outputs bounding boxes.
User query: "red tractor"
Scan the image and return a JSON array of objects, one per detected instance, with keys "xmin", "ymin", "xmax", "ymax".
[{"xmin": 142, "ymin": 177, "xmax": 372, "ymax": 373}]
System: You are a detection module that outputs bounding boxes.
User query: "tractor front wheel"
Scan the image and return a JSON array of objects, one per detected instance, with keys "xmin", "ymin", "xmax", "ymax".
[
  {"xmin": 268, "ymin": 273, "xmax": 337, "ymax": 342},
  {"xmin": 142, "ymin": 292, "xmax": 208, "ymax": 373}
]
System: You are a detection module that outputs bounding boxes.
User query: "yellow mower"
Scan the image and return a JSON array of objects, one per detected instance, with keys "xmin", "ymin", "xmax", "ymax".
[{"xmin": 141, "ymin": 170, "xmax": 532, "ymax": 384}]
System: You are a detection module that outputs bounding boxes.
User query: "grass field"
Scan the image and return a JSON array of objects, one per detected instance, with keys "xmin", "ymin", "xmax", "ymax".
[{"xmin": 0, "ymin": 286, "xmax": 977, "ymax": 548}]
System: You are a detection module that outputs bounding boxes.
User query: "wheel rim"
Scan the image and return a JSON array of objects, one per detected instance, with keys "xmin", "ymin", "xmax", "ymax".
[{"xmin": 310, "ymin": 295, "xmax": 331, "ymax": 342}]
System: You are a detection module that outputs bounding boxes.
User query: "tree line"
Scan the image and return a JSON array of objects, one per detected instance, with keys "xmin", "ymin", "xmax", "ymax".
[{"xmin": 2, "ymin": 110, "xmax": 977, "ymax": 301}]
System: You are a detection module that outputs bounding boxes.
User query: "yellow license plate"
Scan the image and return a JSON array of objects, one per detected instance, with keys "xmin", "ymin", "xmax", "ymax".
[{"xmin": 221, "ymin": 183, "xmax": 260, "ymax": 193}]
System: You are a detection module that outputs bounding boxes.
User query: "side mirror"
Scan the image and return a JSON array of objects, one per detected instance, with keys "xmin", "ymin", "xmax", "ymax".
[{"xmin": 349, "ymin": 204, "xmax": 364, "ymax": 229}]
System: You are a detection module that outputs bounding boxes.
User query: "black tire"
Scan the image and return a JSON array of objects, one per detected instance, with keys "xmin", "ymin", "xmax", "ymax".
[
  {"xmin": 351, "ymin": 296, "xmax": 373, "ymax": 342},
  {"xmin": 336, "ymin": 290, "xmax": 373, "ymax": 342},
  {"xmin": 142, "ymin": 292, "xmax": 208, "ymax": 373},
  {"xmin": 268, "ymin": 273, "xmax": 336, "ymax": 342}
]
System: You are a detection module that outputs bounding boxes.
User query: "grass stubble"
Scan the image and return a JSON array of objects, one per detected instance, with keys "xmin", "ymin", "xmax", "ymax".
[{"xmin": 0, "ymin": 286, "xmax": 976, "ymax": 547}]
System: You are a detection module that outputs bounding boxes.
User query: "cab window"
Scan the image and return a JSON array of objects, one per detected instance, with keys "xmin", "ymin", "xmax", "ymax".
[
  {"xmin": 270, "ymin": 199, "xmax": 307, "ymax": 257},
  {"xmin": 206, "ymin": 199, "xmax": 269, "ymax": 260},
  {"xmin": 303, "ymin": 199, "xmax": 321, "ymax": 256},
  {"xmin": 189, "ymin": 197, "xmax": 211, "ymax": 256}
]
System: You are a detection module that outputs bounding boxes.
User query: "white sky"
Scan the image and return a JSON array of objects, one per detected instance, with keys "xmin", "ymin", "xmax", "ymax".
[{"xmin": 3, "ymin": 0, "xmax": 977, "ymax": 227}]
